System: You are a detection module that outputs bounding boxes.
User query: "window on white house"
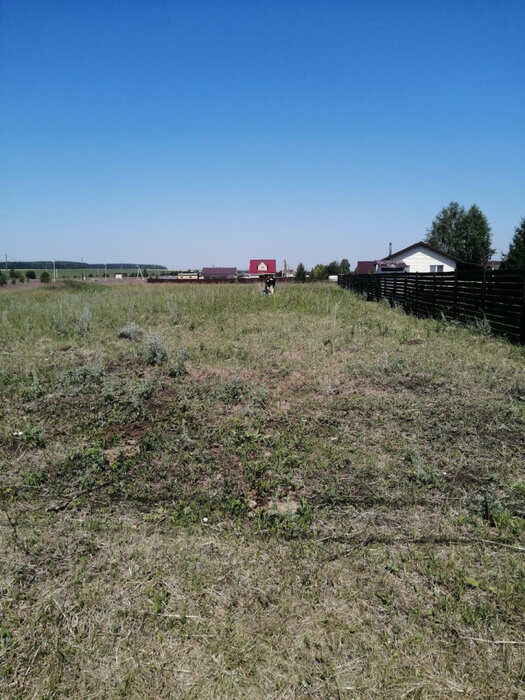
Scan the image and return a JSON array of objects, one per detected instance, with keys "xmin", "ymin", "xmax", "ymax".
[{"xmin": 430, "ymin": 265, "xmax": 444, "ymax": 273}]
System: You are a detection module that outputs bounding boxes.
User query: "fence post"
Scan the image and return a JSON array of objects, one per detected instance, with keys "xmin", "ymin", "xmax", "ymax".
[
  {"xmin": 433, "ymin": 272, "xmax": 436, "ymax": 317},
  {"xmin": 393, "ymin": 273, "xmax": 397, "ymax": 304},
  {"xmin": 481, "ymin": 266, "xmax": 487, "ymax": 317},
  {"xmin": 404, "ymin": 274, "xmax": 408, "ymax": 311},
  {"xmin": 520, "ymin": 269, "xmax": 525, "ymax": 345},
  {"xmin": 454, "ymin": 269, "xmax": 458, "ymax": 319},
  {"xmin": 415, "ymin": 272, "xmax": 419, "ymax": 316}
]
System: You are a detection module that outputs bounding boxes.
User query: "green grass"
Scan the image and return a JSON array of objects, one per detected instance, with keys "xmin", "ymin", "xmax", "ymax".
[{"xmin": 1, "ymin": 281, "xmax": 524, "ymax": 698}]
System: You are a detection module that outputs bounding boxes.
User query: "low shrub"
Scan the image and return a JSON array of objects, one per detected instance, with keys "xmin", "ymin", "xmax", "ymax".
[
  {"xmin": 144, "ymin": 332, "xmax": 169, "ymax": 365},
  {"xmin": 118, "ymin": 322, "xmax": 143, "ymax": 341}
]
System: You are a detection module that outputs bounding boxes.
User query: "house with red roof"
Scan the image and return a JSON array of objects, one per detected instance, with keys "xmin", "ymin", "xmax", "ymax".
[{"xmin": 249, "ymin": 259, "xmax": 276, "ymax": 277}]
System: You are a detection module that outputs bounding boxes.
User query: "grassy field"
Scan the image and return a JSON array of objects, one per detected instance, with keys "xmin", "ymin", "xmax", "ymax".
[{"xmin": 1, "ymin": 281, "xmax": 524, "ymax": 698}]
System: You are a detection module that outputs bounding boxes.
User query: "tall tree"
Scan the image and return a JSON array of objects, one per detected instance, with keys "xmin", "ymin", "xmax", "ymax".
[
  {"xmin": 325, "ymin": 261, "xmax": 341, "ymax": 276},
  {"xmin": 294, "ymin": 262, "xmax": 306, "ymax": 282},
  {"xmin": 426, "ymin": 201, "xmax": 494, "ymax": 264},
  {"xmin": 340, "ymin": 258, "xmax": 350, "ymax": 275},
  {"xmin": 461, "ymin": 205, "xmax": 494, "ymax": 264},
  {"xmin": 501, "ymin": 217, "xmax": 525, "ymax": 269}
]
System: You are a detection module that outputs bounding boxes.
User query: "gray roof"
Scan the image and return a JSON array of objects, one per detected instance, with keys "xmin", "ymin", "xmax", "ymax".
[{"xmin": 201, "ymin": 267, "xmax": 237, "ymax": 276}]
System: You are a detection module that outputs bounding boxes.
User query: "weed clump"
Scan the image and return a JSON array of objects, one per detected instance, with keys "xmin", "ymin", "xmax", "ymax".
[
  {"xmin": 22, "ymin": 426, "xmax": 45, "ymax": 448},
  {"xmin": 118, "ymin": 322, "xmax": 143, "ymax": 341},
  {"xmin": 213, "ymin": 377, "xmax": 247, "ymax": 404},
  {"xmin": 74, "ymin": 305, "xmax": 92, "ymax": 335},
  {"xmin": 57, "ymin": 355, "xmax": 104, "ymax": 393},
  {"xmin": 166, "ymin": 301, "xmax": 179, "ymax": 325},
  {"xmin": 144, "ymin": 332, "xmax": 169, "ymax": 366},
  {"xmin": 168, "ymin": 346, "xmax": 190, "ymax": 377}
]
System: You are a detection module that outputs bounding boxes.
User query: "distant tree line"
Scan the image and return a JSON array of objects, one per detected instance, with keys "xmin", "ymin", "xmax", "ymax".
[
  {"xmin": 294, "ymin": 259, "xmax": 350, "ymax": 281},
  {"xmin": 5, "ymin": 261, "xmax": 167, "ymax": 270},
  {"xmin": 0, "ymin": 269, "xmax": 50, "ymax": 285}
]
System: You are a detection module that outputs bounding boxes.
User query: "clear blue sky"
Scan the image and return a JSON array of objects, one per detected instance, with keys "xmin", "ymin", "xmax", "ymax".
[{"xmin": 1, "ymin": 0, "xmax": 524, "ymax": 269}]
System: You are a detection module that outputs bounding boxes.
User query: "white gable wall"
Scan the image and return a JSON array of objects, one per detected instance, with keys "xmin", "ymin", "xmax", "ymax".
[{"xmin": 390, "ymin": 245, "xmax": 456, "ymax": 273}]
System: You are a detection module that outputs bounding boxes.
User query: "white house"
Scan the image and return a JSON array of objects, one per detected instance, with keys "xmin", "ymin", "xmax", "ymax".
[
  {"xmin": 385, "ymin": 242, "xmax": 458, "ymax": 272},
  {"xmin": 357, "ymin": 242, "xmax": 460, "ymax": 274}
]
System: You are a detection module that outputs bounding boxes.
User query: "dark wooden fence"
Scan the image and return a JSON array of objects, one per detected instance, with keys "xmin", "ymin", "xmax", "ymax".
[
  {"xmin": 147, "ymin": 277, "xmax": 295, "ymax": 285},
  {"xmin": 338, "ymin": 269, "xmax": 525, "ymax": 344}
]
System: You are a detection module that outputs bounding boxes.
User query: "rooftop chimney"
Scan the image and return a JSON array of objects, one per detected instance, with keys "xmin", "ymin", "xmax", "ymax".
[{"xmin": 389, "ymin": 242, "xmax": 392, "ymax": 257}]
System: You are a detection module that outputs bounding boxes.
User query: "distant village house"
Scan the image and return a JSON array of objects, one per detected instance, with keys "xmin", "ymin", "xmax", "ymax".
[
  {"xmin": 201, "ymin": 266, "xmax": 237, "ymax": 280},
  {"xmin": 249, "ymin": 259, "xmax": 276, "ymax": 278},
  {"xmin": 177, "ymin": 271, "xmax": 199, "ymax": 279}
]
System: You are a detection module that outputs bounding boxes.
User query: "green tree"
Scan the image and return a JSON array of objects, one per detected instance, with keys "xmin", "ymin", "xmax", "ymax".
[
  {"xmin": 39, "ymin": 271, "xmax": 51, "ymax": 283},
  {"xmin": 501, "ymin": 217, "xmax": 525, "ymax": 269},
  {"xmin": 426, "ymin": 201, "xmax": 494, "ymax": 264},
  {"xmin": 462, "ymin": 205, "xmax": 494, "ymax": 264},
  {"xmin": 325, "ymin": 261, "xmax": 341, "ymax": 276},
  {"xmin": 312, "ymin": 264, "xmax": 327, "ymax": 280},
  {"xmin": 340, "ymin": 258, "xmax": 350, "ymax": 275},
  {"xmin": 25, "ymin": 270, "xmax": 36, "ymax": 279},
  {"xmin": 9, "ymin": 268, "xmax": 16, "ymax": 279},
  {"xmin": 294, "ymin": 262, "xmax": 306, "ymax": 282},
  {"xmin": 0, "ymin": 272, "xmax": 6, "ymax": 286}
]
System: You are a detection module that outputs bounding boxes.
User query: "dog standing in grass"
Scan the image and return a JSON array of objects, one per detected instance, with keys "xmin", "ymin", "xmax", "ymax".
[{"xmin": 264, "ymin": 276, "xmax": 276, "ymax": 295}]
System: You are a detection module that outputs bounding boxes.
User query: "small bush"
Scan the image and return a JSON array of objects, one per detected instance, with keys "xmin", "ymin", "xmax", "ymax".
[
  {"xmin": 168, "ymin": 346, "xmax": 190, "ymax": 377},
  {"xmin": 470, "ymin": 316, "xmax": 492, "ymax": 337},
  {"xmin": 213, "ymin": 377, "xmax": 247, "ymax": 404},
  {"xmin": 23, "ymin": 426, "xmax": 46, "ymax": 448},
  {"xmin": 74, "ymin": 305, "xmax": 92, "ymax": 335},
  {"xmin": 25, "ymin": 270, "xmax": 36, "ymax": 280},
  {"xmin": 39, "ymin": 271, "xmax": 51, "ymax": 283},
  {"xmin": 118, "ymin": 322, "xmax": 143, "ymax": 341},
  {"xmin": 166, "ymin": 301, "xmax": 179, "ymax": 325},
  {"xmin": 0, "ymin": 272, "xmax": 6, "ymax": 286},
  {"xmin": 101, "ymin": 376, "xmax": 121, "ymax": 403},
  {"xmin": 144, "ymin": 332, "xmax": 169, "ymax": 365}
]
